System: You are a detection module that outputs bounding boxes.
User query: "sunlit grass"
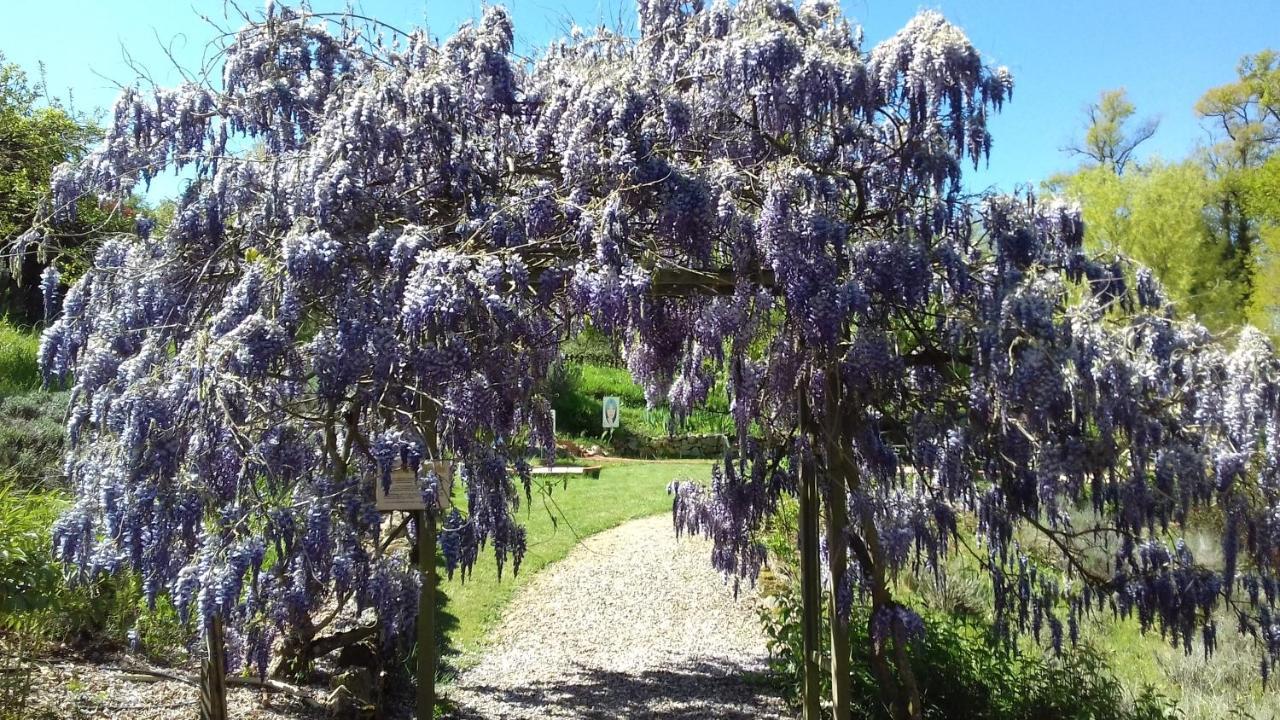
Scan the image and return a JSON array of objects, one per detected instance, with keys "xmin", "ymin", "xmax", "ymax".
[{"xmin": 0, "ymin": 320, "xmax": 40, "ymax": 398}]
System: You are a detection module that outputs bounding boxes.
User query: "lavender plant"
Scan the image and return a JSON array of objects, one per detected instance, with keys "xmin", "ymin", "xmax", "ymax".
[{"xmin": 21, "ymin": 2, "xmax": 1280, "ymax": 719}]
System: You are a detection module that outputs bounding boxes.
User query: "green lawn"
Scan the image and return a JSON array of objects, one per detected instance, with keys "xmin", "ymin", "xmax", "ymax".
[{"xmin": 440, "ymin": 459, "xmax": 712, "ymax": 660}]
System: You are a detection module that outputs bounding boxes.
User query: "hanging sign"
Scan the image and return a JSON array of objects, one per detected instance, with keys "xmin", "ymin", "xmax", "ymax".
[{"xmin": 375, "ymin": 461, "xmax": 453, "ymax": 511}]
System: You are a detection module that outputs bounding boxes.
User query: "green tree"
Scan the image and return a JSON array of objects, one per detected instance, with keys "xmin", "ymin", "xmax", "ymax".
[
  {"xmin": 0, "ymin": 54, "xmax": 134, "ymax": 325},
  {"xmin": 1196, "ymin": 50, "xmax": 1280, "ymax": 297},
  {"xmin": 1065, "ymin": 89, "xmax": 1159, "ymax": 174},
  {"xmin": 1047, "ymin": 161, "xmax": 1243, "ymax": 330},
  {"xmin": 1239, "ymin": 154, "xmax": 1280, "ymax": 332}
]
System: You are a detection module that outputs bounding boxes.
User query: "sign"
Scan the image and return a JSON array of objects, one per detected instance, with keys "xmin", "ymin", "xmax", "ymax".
[
  {"xmin": 602, "ymin": 396, "xmax": 621, "ymax": 428},
  {"xmin": 376, "ymin": 462, "xmax": 453, "ymax": 512}
]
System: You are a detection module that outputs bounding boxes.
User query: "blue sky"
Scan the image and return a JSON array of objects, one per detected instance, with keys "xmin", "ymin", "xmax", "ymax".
[{"xmin": 4, "ymin": 0, "xmax": 1278, "ymax": 198}]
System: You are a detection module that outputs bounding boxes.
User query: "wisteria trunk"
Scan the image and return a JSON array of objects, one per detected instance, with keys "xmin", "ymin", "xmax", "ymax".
[
  {"xmin": 825, "ymin": 487, "xmax": 853, "ymax": 720},
  {"xmin": 200, "ymin": 616, "xmax": 228, "ymax": 720},
  {"xmin": 272, "ymin": 616, "xmax": 317, "ymax": 679},
  {"xmin": 822, "ymin": 372, "xmax": 854, "ymax": 720},
  {"xmin": 798, "ymin": 388, "xmax": 824, "ymax": 720},
  {"xmin": 859, "ymin": 510, "xmax": 924, "ymax": 720}
]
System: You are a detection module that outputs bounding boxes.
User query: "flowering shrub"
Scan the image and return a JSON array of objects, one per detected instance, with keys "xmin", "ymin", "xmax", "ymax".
[{"xmin": 21, "ymin": 1, "xmax": 1280, "ymax": 716}]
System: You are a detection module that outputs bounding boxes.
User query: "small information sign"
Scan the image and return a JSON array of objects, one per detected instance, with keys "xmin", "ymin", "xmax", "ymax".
[{"xmin": 375, "ymin": 461, "xmax": 453, "ymax": 511}]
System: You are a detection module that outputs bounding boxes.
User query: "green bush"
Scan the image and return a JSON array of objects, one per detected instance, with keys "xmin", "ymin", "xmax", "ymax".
[
  {"xmin": 0, "ymin": 484, "xmax": 190, "ymax": 665},
  {"xmin": 760, "ymin": 578, "xmax": 1176, "ymax": 720},
  {"xmin": 0, "ymin": 484, "xmax": 64, "ymax": 614},
  {"xmin": 0, "ymin": 391, "xmax": 67, "ymax": 488},
  {"xmin": 757, "ymin": 499, "xmax": 1176, "ymax": 720}
]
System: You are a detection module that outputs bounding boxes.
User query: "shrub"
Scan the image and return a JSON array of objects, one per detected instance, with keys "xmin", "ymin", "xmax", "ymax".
[
  {"xmin": 0, "ymin": 391, "xmax": 68, "ymax": 489},
  {"xmin": 0, "ymin": 484, "xmax": 64, "ymax": 615},
  {"xmin": 0, "ymin": 484, "xmax": 190, "ymax": 665},
  {"xmin": 759, "ymin": 577, "xmax": 1176, "ymax": 720},
  {"xmin": 757, "ymin": 499, "xmax": 1177, "ymax": 720}
]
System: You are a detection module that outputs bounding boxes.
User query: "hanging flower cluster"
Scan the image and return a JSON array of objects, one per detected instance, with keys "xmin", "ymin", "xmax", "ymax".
[{"xmin": 27, "ymin": 0, "xmax": 1280, "ymax": 685}]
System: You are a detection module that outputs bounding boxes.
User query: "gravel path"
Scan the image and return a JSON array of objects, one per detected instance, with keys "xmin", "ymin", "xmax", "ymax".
[{"xmin": 447, "ymin": 515, "xmax": 793, "ymax": 719}]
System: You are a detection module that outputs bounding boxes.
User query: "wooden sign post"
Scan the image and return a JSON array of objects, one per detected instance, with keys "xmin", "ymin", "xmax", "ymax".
[{"xmin": 375, "ymin": 462, "xmax": 452, "ymax": 720}]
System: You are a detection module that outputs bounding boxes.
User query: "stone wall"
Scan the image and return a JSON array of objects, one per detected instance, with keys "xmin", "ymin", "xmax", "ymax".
[{"xmin": 610, "ymin": 432, "xmax": 731, "ymax": 459}]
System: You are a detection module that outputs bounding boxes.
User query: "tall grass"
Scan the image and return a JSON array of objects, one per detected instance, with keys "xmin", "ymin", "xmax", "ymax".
[{"xmin": 0, "ymin": 319, "xmax": 40, "ymax": 398}]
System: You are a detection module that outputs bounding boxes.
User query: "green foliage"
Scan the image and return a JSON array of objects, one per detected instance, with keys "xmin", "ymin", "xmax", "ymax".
[
  {"xmin": 1241, "ymin": 157, "xmax": 1280, "ymax": 334},
  {"xmin": 0, "ymin": 391, "xmax": 68, "ymax": 489},
  {"xmin": 1196, "ymin": 50, "xmax": 1279, "ymax": 172},
  {"xmin": 0, "ymin": 483, "xmax": 190, "ymax": 665},
  {"xmin": 548, "ymin": 361, "xmax": 733, "ymax": 441},
  {"xmin": 760, "ymin": 577, "xmax": 1176, "ymax": 720},
  {"xmin": 0, "ymin": 484, "xmax": 64, "ymax": 614},
  {"xmin": 758, "ymin": 500, "xmax": 1177, "ymax": 720},
  {"xmin": 0, "ymin": 54, "xmax": 140, "ymax": 324},
  {"xmin": 0, "ymin": 56, "xmax": 98, "ymax": 243},
  {"xmin": 1069, "ymin": 89, "xmax": 1159, "ymax": 174},
  {"xmin": 1047, "ymin": 161, "xmax": 1244, "ymax": 329}
]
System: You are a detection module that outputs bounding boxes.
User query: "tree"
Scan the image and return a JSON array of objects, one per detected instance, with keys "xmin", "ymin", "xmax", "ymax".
[
  {"xmin": 1065, "ymin": 88, "xmax": 1159, "ymax": 174},
  {"xmin": 1239, "ymin": 155, "xmax": 1280, "ymax": 333},
  {"xmin": 1046, "ymin": 161, "xmax": 1243, "ymax": 329},
  {"xmin": 1197, "ymin": 50, "xmax": 1280, "ymax": 296},
  {"xmin": 0, "ymin": 53, "xmax": 134, "ymax": 325},
  {"xmin": 23, "ymin": 4, "xmax": 1280, "ymax": 720}
]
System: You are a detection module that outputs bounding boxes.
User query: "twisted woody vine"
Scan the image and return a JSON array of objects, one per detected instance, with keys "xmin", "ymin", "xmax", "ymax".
[{"xmin": 16, "ymin": 1, "xmax": 1280, "ymax": 719}]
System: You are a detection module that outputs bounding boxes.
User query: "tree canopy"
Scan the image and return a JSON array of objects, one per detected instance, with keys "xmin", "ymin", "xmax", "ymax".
[
  {"xmin": 1047, "ymin": 160, "xmax": 1242, "ymax": 329},
  {"xmin": 1065, "ymin": 88, "xmax": 1159, "ymax": 175},
  {"xmin": 22, "ymin": 4, "xmax": 1280, "ymax": 720}
]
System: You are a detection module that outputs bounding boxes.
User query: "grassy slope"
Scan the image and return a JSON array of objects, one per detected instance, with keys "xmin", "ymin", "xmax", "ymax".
[
  {"xmin": 442, "ymin": 459, "xmax": 713, "ymax": 659},
  {"xmin": 555, "ymin": 363, "xmax": 735, "ymax": 440}
]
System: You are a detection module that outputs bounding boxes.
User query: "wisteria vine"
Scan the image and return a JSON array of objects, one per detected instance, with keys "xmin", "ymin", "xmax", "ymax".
[{"xmin": 21, "ymin": 1, "xmax": 1280, "ymax": 714}]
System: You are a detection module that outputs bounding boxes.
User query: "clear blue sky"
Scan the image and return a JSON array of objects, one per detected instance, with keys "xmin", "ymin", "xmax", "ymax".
[{"xmin": 4, "ymin": 0, "xmax": 1278, "ymax": 198}]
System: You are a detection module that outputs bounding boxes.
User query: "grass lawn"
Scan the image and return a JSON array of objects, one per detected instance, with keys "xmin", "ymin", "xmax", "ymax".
[{"xmin": 440, "ymin": 458, "xmax": 713, "ymax": 661}]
